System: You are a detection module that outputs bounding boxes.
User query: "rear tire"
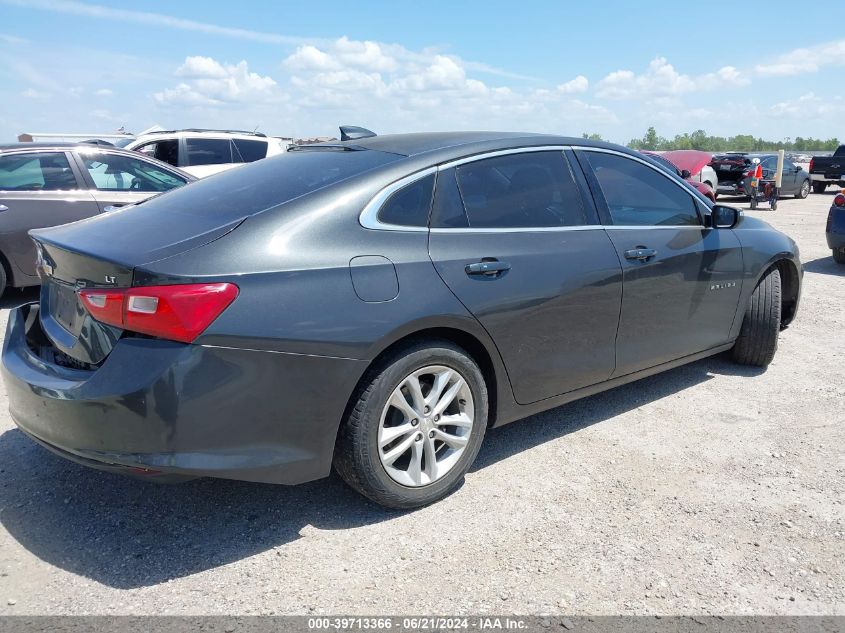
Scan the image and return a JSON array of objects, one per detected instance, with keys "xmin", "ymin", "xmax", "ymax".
[
  {"xmin": 334, "ymin": 340, "xmax": 488, "ymax": 509},
  {"xmin": 812, "ymin": 182, "xmax": 827, "ymax": 194},
  {"xmin": 833, "ymin": 248, "xmax": 845, "ymax": 264},
  {"xmin": 732, "ymin": 267, "xmax": 781, "ymax": 367},
  {"xmin": 797, "ymin": 180, "xmax": 810, "ymax": 199}
]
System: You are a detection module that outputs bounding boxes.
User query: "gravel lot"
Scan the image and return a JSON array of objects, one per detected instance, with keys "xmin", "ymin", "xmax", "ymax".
[{"xmin": 0, "ymin": 191, "xmax": 842, "ymax": 616}]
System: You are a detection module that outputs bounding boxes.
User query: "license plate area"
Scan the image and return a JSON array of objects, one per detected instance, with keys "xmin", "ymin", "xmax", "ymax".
[{"xmin": 47, "ymin": 281, "xmax": 82, "ymax": 335}]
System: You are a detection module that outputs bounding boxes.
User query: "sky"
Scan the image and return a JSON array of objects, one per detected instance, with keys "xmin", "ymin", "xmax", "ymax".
[{"xmin": 0, "ymin": 0, "xmax": 841, "ymax": 144}]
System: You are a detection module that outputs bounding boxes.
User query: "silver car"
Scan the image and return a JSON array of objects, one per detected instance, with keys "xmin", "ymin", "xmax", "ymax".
[{"xmin": 0, "ymin": 143, "xmax": 194, "ymax": 295}]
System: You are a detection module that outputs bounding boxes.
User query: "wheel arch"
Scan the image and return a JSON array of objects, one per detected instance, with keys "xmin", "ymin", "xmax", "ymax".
[
  {"xmin": 770, "ymin": 257, "xmax": 800, "ymax": 327},
  {"xmin": 341, "ymin": 322, "xmax": 512, "ymax": 441}
]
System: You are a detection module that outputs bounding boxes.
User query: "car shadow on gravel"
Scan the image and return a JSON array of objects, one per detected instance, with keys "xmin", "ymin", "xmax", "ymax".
[
  {"xmin": 472, "ymin": 352, "xmax": 764, "ymax": 472},
  {"xmin": 0, "ymin": 428, "xmax": 388, "ymax": 589},
  {"xmin": 802, "ymin": 256, "xmax": 845, "ymax": 277},
  {"xmin": 0, "ymin": 352, "xmax": 763, "ymax": 590}
]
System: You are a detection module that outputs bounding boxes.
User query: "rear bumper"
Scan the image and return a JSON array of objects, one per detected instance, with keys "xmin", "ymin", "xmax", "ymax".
[
  {"xmin": 811, "ymin": 173, "xmax": 844, "ymax": 184},
  {"xmin": 2, "ymin": 305, "xmax": 367, "ymax": 485}
]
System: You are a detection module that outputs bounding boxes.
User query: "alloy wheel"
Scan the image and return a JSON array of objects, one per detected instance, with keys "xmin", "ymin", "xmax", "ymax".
[{"xmin": 377, "ymin": 365, "xmax": 474, "ymax": 487}]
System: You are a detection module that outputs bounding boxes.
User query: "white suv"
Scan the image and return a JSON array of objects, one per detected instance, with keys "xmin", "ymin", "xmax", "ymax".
[{"xmin": 124, "ymin": 129, "xmax": 288, "ymax": 178}]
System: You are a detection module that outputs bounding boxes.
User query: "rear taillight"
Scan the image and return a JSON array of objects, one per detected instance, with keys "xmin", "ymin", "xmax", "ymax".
[
  {"xmin": 79, "ymin": 283, "xmax": 238, "ymax": 343},
  {"xmin": 834, "ymin": 194, "xmax": 845, "ymax": 207},
  {"xmin": 809, "ymin": 158, "xmax": 814, "ymax": 173}
]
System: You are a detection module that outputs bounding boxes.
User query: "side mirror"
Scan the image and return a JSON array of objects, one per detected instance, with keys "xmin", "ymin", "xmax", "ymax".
[
  {"xmin": 680, "ymin": 169, "xmax": 691, "ymax": 179},
  {"xmin": 710, "ymin": 205, "xmax": 739, "ymax": 229},
  {"xmin": 795, "ymin": 165, "xmax": 802, "ymax": 172}
]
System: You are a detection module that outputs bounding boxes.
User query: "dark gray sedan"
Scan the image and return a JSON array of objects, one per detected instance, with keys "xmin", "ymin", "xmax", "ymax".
[
  {"xmin": 0, "ymin": 143, "xmax": 193, "ymax": 295},
  {"xmin": 1, "ymin": 132, "xmax": 802, "ymax": 508}
]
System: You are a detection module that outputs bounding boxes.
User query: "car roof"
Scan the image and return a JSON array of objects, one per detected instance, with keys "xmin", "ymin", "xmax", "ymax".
[
  {"xmin": 0, "ymin": 142, "xmax": 140, "ymax": 152},
  {"xmin": 306, "ymin": 131, "xmax": 622, "ymax": 161}
]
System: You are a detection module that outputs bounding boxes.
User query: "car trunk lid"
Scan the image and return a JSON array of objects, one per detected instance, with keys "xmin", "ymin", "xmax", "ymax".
[
  {"xmin": 31, "ymin": 208, "xmax": 244, "ymax": 366},
  {"xmin": 709, "ymin": 154, "xmax": 750, "ymax": 184}
]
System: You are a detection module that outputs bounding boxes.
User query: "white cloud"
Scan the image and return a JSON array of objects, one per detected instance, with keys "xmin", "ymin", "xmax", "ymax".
[
  {"xmin": 755, "ymin": 39, "xmax": 845, "ymax": 76},
  {"xmin": 155, "ymin": 56, "xmax": 282, "ymax": 106},
  {"xmin": 1, "ymin": 0, "xmax": 312, "ymax": 45},
  {"xmin": 21, "ymin": 88, "xmax": 49, "ymax": 99},
  {"xmin": 284, "ymin": 45, "xmax": 340, "ymax": 72},
  {"xmin": 95, "ymin": 88, "xmax": 113, "ymax": 96},
  {"xmin": 557, "ymin": 75, "xmax": 588, "ymax": 94},
  {"xmin": 596, "ymin": 57, "xmax": 747, "ymax": 100}
]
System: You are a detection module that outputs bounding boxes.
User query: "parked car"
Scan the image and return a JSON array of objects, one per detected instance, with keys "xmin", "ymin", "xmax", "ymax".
[
  {"xmin": 2, "ymin": 132, "xmax": 802, "ymax": 509},
  {"xmin": 709, "ymin": 153, "xmax": 811, "ymax": 199},
  {"xmin": 662, "ymin": 150, "xmax": 718, "ymax": 192},
  {"xmin": 809, "ymin": 145, "xmax": 845, "ymax": 193},
  {"xmin": 640, "ymin": 150, "xmax": 716, "ymax": 201},
  {"xmin": 0, "ymin": 143, "xmax": 194, "ymax": 295},
  {"xmin": 826, "ymin": 192, "xmax": 845, "ymax": 263},
  {"xmin": 124, "ymin": 129, "xmax": 288, "ymax": 179}
]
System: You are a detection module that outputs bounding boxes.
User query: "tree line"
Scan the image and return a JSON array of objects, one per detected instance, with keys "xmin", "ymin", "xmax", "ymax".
[{"xmin": 581, "ymin": 128, "xmax": 840, "ymax": 152}]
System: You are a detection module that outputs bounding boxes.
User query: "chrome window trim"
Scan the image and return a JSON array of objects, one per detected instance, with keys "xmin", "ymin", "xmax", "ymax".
[
  {"xmin": 430, "ymin": 225, "xmax": 604, "ymax": 234},
  {"xmin": 359, "ymin": 166, "xmax": 437, "ymax": 232},
  {"xmin": 436, "ymin": 145, "xmax": 570, "ymax": 171},
  {"xmin": 359, "ymin": 144, "xmax": 710, "ymax": 232}
]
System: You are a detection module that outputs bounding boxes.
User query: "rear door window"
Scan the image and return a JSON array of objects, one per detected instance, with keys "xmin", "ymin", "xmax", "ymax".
[
  {"xmin": 0, "ymin": 152, "xmax": 78, "ymax": 191},
  {"xmin": 232, "ymin": 139, "xmax": 268, "ymax": 163},
  {"xmin": 80, "ymin": 152, "xmax": 187, "ymax": 192},
  {"xmin": 584, "ymin": 151, "xmax": 700, "ymax": 226},
  {"xmin": 453, "ymin": 151, "xmax": 589, "ymax": 228},
  {"xmin": 186, "ymin": 138, "xmax": 233, "ymax": 166}
]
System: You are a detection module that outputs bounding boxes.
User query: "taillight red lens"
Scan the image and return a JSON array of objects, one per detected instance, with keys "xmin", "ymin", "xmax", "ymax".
[
  {"xmin": 809, "ymin": 158, "xmax": 814, "ymax": 172},
  {"xmin": 79, "ymin": 283, "xmax": 238, "ymax": 343},
  {"xmin": 834, "ymin": 194, "xmax": 845, "ymax": 207}
]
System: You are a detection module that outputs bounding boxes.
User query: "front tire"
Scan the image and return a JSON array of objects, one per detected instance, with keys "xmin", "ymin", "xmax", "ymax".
[
  {"xmin": 812, "ymin": 182, "xmax": 827, "ymax": 194},
  {"xmin": 797, "ymin": 180, "xmax": 810, "ymax": 199},
  {"xmin": 833, "ymin": 248, "xmax": 845, "ymax": 264},
  {"xmin": 334, "ymin": 341, "xmax": 488, "ymax": 509},
  {"xmin": 732, "ymin": 267, "xmax": 781, "ymax": 367}
]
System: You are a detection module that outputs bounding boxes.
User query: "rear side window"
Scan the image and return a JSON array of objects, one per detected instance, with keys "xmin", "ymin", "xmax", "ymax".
[
  {"xmin": 186, "ymin": 138, "xmax": 232, "ymax": 166},
  {"xmin": 377, "ymin": 174, "xmax": 434, "ymax": 227},
  {"xmin": 135, "ymin": 148, "xmax": 402, "ymax": 221},
  {"xmin": 232, "ymin": 139, "xmax": 268, "ymax": 163},
  {"xmin": 585, "ymin": 151, "xmax": 700, "ymax": 226},
  {"xmin": 454, "ymin": 151, "xmax": 588, "ymax": 228},
  {"xmin": 135, "ymin": 139, "xmax": 179, "ymax": 167},
  {"xmin": 430, "ymin": 168, "xmax": 469, "ymax": 228},
  {"xmin": 0, "ymin": 152, "xmax": 77, "ymax": 191}
]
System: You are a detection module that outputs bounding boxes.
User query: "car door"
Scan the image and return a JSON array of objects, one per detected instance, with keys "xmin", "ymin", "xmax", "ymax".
[
  {"xmin": 427, "ymin": 149, "xmax": 623, "ymax": 405},
  {"xmin": 73, "ymin": 149, "xmax": 190, "ymax": 212},
  {"xmin": 576, "ymin": 148, "xmax": 744, "ymax": 377},
  {"xmin": 0, "ymin": 151, "xmax": 99, "ymax": 282},
  {"xmin": 781, "ymin": 160, "xmax": 799, "ymax": 194}
]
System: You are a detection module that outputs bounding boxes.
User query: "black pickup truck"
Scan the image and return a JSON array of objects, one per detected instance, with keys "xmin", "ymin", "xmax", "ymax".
[{"xmin": 809, "ymin": 145, "xmax": 845, "ymax": 193}]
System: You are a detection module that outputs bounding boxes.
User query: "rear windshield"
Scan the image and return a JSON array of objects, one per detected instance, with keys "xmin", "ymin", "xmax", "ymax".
[{"xmin": 136, "ymin": 148, "xmax": 402, "ymax": 220}]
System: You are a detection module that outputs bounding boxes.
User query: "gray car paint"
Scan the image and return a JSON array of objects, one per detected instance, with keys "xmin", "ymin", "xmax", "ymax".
[{"xmin": 2, "ymin": 133, "xmax": 802, "ymax": 486}]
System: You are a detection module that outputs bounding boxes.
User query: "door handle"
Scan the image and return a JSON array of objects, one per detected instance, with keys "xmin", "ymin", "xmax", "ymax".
[
  {"xmin": 465, "ymin": 260, "xmax": 511, "ymax": 277},
  {"xmin": 624, "ymin": 248, "xmax": 657, "ymax": 261},
  {"xmin": 0, "ymin": 204, "xmax": 8, "ymax": 212}
]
